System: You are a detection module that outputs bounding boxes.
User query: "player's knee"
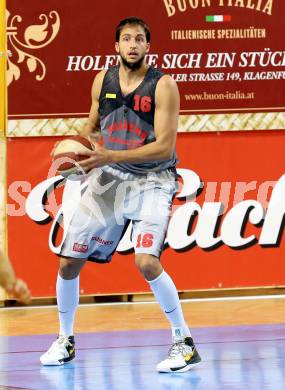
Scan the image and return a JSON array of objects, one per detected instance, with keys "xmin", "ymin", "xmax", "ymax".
[
  {"xmin": 59, "ymin": 258, "xmax": 85, "ymax": 279},
  {"xmin": 135, "ymin": 254, "xmax": 162, "ymax": 280}
]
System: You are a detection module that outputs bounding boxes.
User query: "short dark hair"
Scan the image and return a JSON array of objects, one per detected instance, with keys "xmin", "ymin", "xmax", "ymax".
[{"xmin": 115, "ymin": 17, "xmax": 151, "ymax": 43}]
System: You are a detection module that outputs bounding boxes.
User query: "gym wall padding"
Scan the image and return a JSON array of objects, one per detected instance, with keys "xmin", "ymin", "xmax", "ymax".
[{"xmin": 7, "ymin": 131, "xmax": 285, "ymax": 297}]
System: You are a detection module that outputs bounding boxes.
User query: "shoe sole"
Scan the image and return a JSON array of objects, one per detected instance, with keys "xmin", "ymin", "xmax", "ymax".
[
  {"xmin": 40, "ymin": 354, "xmax": 75, "ymax": 366},
  {"xmin": 157, "ymin": 359, "xmax": 201, "ymax": 373}
]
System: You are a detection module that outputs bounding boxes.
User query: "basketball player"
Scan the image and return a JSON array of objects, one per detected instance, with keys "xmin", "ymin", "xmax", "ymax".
[
  {"xmin": 0, "ymin": 250, "xmax": 31, "ymax": 304},
  {"xmin": 40, "ymin": 17, "xmax": 201, "ymax": 373}
]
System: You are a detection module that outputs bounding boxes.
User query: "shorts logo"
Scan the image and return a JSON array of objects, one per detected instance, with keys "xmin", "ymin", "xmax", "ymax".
[
  {"xmin": 92, "ymin": 236, "xmax": 114, "ymax": 246},
  {"xmin": 136, "ymin": 233, "xmax": 154, "ymax": 248},
  {"xmin": 73, "ymin": 243, "xmax": 88, "ymax": 253}
]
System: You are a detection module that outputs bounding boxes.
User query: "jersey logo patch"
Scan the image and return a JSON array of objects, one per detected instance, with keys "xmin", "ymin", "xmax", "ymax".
[{"xmin": 106, "ymin": 93, "xmax": 116, "ymax": 99}]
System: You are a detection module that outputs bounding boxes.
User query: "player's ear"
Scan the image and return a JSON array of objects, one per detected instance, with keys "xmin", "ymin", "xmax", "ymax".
[
  {"xmin": 115, "ymin": 42, "xmax": 119, "ymax": 53},
  {"xmin": 146, "ymin": 42, "xmax": 150, "ymax": 53}
]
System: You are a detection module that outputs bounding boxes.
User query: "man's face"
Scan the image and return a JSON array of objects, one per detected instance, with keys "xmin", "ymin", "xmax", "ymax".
[{"xmin": 115, "ymin": 24, "xmax": 150, "ymax": 70}]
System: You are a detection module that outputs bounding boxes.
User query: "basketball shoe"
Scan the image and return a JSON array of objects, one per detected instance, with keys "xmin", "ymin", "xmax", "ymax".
[
  {"xmin": 156, "ymin": 336, "xmax": 201, "ymax": 373},
  {"xmin": 40, "ymin": 335, "xmax": 75, "ymax": 365}
]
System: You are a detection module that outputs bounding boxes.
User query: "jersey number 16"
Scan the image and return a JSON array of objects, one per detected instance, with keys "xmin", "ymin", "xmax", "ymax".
[{"xmin": 133, "ymin": 95, "xmax": 151, "ymax": 112}]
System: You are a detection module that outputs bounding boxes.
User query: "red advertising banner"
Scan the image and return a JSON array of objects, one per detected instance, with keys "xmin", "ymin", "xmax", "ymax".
[
  {"xmin": 7, "ymin": 133, "xmax": 285, "ymax": 297},
  {"xmin": 6, "ymin": 0, "xmax": 285, "ymax": 120}
]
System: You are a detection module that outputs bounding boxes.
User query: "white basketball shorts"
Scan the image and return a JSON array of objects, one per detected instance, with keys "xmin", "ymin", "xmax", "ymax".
[{"xmin": 60, "ymin": 165, "xmax": 177, "ymax": 262}]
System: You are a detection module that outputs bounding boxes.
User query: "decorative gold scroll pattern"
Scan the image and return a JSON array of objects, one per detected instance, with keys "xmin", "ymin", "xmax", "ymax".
[
  {"xmin": 7, "ymin": 112, "xmax": 285, "ymax": 137},
  {"xmin": 6, "ymin": 10, "xmax": 60, "ymax": 86},
  {"xmin": 180, "ymin": 112, "xmax": 285, "ymax": 132}
]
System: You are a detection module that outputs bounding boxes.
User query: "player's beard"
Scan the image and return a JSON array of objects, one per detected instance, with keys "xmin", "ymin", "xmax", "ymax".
[{"xmin": 120, "ymin": 53, "xmax": 145, "ymax": 70}]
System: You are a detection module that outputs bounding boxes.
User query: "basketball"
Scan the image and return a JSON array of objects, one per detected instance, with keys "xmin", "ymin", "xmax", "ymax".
[{"xmin": 52, "ymin": 136, "xmax": 94, "ymax": 179}]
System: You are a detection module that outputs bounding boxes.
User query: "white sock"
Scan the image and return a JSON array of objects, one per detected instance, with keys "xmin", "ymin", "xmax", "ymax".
[
  {"xmin": 56, "ymin": 273, "xmax": 79, "ymax": 337},
  {"xmin": 147, "ymin": 270, "xmax": 191, "ymax": 339}
]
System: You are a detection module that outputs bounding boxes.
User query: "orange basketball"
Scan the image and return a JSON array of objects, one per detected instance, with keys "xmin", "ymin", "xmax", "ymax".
[{"xmin": 52, "ymin": 136, "xmax": 94, "ymax": 179}]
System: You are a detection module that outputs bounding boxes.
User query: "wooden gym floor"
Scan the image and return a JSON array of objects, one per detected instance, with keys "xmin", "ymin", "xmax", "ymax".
[{"xmin": 0, "ymin": 296, "xmax": 285, "ymax": 389}]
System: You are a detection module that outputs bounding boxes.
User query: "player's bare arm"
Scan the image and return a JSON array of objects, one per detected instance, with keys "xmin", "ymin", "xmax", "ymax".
[
  {"xmin": 79, "ymin": 75, "xmax": 179, "ymax": 169},
  {"xmin": 80, "ymin": 69, "xmax": 107, "ymax": 138},
  {"xmin": 50, "ymin": 70, "xmax": 106, "ymax": 158}
]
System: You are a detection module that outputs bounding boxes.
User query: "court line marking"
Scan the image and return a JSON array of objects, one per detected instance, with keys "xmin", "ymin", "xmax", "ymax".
[{"xmin": 2, "ymin": 294, "xmax": 285, "ymax": 311}]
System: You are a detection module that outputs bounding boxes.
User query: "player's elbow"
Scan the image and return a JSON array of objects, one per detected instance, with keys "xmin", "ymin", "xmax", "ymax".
[
  {"xmin": 159, "ymin": 145, "xmax": 174, "ymax": 160},
  {"xmin": 163, "ymin": 150, "xmax": 173, "ymax": 160},
  {"xmin": 80, "ymin": 123, "xmax": 93, "ymax": 137},
  {"xmin": 155, "ymin": 134, "xmax": 176, "ymax": 160}
]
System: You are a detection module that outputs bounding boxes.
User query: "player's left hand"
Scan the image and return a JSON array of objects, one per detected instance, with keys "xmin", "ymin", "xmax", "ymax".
[
  {"xmin": 76, "ymin": 143, "xmax": 113, "ymax": 169},
  {"xmin": 7, "ymin": 279, "xmax": 31, "ymax": 305},
  {"xmin": 2, "ymin": 277, "xmax": 31, "ymax": 305}
]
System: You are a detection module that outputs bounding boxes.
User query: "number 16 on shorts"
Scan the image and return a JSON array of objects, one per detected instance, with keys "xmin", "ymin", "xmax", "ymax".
[{"xmin": 136, "ymin": 233, "xmax": 154, "ymax": 248}]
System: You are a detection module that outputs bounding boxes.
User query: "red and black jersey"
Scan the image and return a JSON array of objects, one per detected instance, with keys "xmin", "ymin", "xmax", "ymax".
[{"xmin": 98, "ymin": 65, "xmax": 177, "ymax": 174}]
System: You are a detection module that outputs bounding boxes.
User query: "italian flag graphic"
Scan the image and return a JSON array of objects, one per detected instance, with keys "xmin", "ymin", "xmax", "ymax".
[{"xmin": 206, "ymin": 15, "xmax": 231, "ymax": 22}]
